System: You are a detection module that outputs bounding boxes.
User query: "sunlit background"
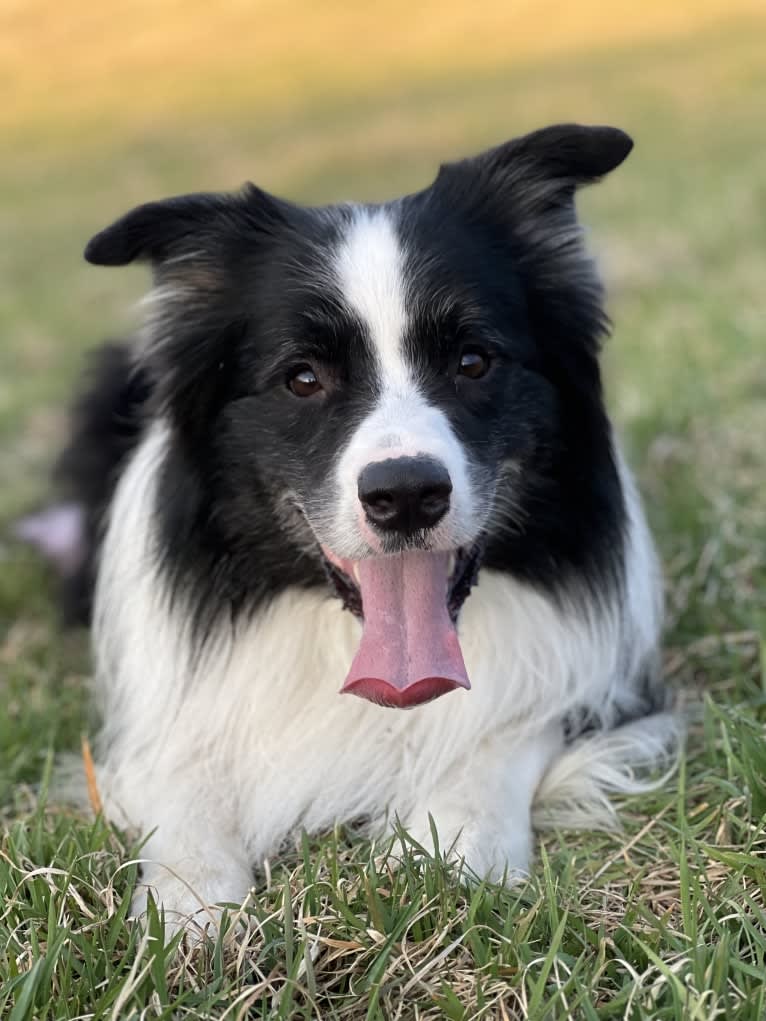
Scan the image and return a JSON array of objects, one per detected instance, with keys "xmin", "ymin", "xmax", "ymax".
[
  {"xmin": 1, "ymin": 0, "xmax": 764, "ymax": 655},
  {"xmin": 2, "ymin": 2, "xmax": 764, "ymax": 501}
]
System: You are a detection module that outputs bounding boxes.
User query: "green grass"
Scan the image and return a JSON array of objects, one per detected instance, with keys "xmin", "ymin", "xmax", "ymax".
[{"xmin": 2, "ymin": 8, "xmax": 766, "ymax": 1019}]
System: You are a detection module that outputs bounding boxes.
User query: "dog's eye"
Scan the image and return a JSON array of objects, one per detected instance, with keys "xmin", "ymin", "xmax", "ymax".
[
  {"xmin": 457, "ymin": 348, "xmax": 490, "ymax": 380},
  {"xmin": 288, "ymin": 367, "xmax": 322, "ymax": 397}
]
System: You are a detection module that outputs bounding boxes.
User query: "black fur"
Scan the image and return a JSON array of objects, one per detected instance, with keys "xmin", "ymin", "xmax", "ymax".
[{"xmin": 56, "ymin": 344, "xmax": 151, "ymax": 624}]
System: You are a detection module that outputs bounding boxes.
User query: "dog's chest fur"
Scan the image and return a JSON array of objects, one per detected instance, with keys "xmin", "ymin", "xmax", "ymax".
[{"xmin": 94, "ymin": 426, "xmax": 649, "ymax": 866}]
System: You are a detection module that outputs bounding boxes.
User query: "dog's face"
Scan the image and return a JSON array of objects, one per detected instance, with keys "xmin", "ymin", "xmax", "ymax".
[{"xmin": 85, "ymin": 124, "xmax": 632, "ymax": 707}]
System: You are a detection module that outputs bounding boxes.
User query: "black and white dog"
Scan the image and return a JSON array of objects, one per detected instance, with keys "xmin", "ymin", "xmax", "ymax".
[{"xmin": 25, "ymin": 124, "xmax": 679, "ymax": 930}]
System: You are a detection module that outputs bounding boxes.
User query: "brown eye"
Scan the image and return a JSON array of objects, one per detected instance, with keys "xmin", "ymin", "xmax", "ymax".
[
  {"xmin": 458, "ymin": 348, "xmax": 490, "ymax": 380},
  {"xmin": 288, "ymin": 367, "xmax": 322, "ymax": 397}
]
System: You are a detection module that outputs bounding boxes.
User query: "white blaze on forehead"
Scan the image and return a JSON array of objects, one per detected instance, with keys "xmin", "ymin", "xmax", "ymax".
[
  {"xmin": 326, "ymin": 207, "xmax": 487, "ymax": 559},
  {"xmin": 334, "ymin": 208, "xmax": 410, "ymax": 389}
]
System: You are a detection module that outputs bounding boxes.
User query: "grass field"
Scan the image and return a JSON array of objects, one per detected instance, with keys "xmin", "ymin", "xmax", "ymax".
[{"xmin": 1, "ymin": 2, "xmax": 765, "ymax": 1018}]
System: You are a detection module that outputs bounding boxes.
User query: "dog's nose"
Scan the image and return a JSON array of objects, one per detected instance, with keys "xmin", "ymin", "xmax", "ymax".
[{"xmin": 358, "ymin": 457, "xmax": 452, "ymax": 533}]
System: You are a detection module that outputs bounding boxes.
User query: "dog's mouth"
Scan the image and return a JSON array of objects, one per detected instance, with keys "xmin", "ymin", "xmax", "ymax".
[{"xmin": 323, "ymin": 543, "xmax": 483, "ymax": 709}]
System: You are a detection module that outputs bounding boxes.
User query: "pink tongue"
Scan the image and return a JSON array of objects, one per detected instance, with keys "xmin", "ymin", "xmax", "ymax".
[{"xmin": 341, "ymin": 551, "xmax": 470, "ymax": 708}]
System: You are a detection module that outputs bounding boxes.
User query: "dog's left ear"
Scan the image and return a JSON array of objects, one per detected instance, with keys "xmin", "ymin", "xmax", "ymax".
[{"xmin": 436, "ymin": 123, "xmax": 633, "ymax": 205}]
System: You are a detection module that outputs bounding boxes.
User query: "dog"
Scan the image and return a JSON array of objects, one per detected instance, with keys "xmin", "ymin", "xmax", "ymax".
[{"xmin": 23, "ymin": 123, "xmax": 679, "ymax": 933}]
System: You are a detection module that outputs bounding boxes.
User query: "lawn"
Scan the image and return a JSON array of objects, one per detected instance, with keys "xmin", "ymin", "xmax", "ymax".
[{"xmin": 1, "ymin": 3, "xmax": 765, "ymax": 1018}]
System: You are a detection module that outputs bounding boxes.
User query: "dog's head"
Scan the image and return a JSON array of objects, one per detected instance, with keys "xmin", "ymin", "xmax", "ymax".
[{"xmin": 85, "ymin": 124, "xmax": 632, "ymax": 708}]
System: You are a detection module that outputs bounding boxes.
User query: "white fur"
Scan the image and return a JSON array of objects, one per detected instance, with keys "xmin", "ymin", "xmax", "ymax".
[
  {"xmin": 91, "ymin": 421, "xmax": 676, "ymax": 932},
  {"xmin": 326, "ymin": 209, "xmax": 485, "ymax": 558},
  {"xmin": 334, "ymin": 209, "xmax": 409, "ymax": 391}
]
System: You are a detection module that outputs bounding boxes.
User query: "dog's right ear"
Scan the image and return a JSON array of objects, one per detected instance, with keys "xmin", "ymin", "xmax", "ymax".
[{"xmin": 84, "ymin": 185, "xmax": 283, "ymax": 267}]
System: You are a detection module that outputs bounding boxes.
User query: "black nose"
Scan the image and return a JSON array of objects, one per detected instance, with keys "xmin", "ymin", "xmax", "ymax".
[{"xmin": 358, "ymin": 457, "xmax": 452, "ymax": 533}]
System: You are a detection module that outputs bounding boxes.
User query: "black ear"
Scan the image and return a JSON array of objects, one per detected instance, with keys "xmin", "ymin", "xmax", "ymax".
[
  {"xmin": 439, "ymin": 123, "xmax": 633, "ymax": 199},
  {"xmin": 84, "ymin": 193, "xmax": 229, "ymax": 266},
  {"xmin": 84, "ymin": 184, "xmax": 283, "ymax": 267},
  {"xmin": 495, "ymin": 123, "xmax": 633, "ymax": 183}
]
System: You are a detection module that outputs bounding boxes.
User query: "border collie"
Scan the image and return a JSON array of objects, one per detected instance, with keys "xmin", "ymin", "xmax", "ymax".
[{"xmin": 24, "ymin": 124, "xmax": 679, "ymax": 933}]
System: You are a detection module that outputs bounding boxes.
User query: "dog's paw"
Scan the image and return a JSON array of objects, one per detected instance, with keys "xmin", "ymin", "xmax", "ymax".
[
  {"xmin": 403, "ymin": 810, "xmax": 532, "ymax": 886},
  {"xmin": 130, "ymin": 865, "xmax": 253, "ymax": 943},
  {"xmin": 451, "ymin": 829, "xmax": 532, "ymax": 885}
]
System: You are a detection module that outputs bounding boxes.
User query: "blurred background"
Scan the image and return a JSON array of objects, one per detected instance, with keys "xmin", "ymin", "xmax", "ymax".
[
  {"xmin": 1, "ymin": 0, "xmax": 764, "ymax": 774},
  {"xmin": 2, "ymin": 0, "xmax": 764, "ymax": 489}
]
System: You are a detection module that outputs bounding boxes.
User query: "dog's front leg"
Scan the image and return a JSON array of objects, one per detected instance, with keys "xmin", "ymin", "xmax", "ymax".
[
  {"xmin": 400, "ymin": 722, "xmax": 563, "ymax": 883},
  {"xmin": 114, "ymin": 776, "xmax": 254, "ymax": 940}
]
